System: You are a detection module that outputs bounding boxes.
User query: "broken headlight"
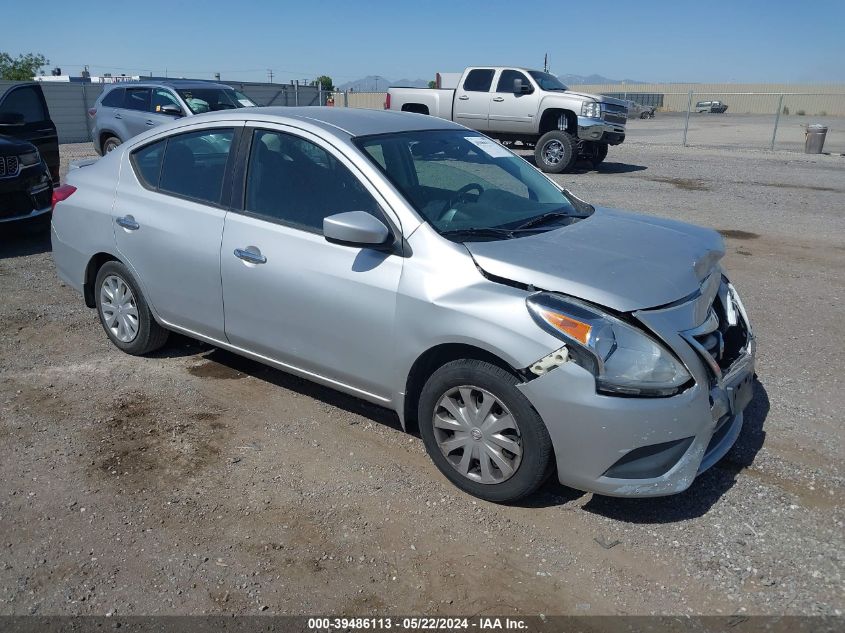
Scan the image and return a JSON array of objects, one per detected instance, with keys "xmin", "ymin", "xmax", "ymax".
[
  {"xmin": 526, "ymin": 293, "xmax": 691, "ymax": 397},
  {"xmin": 19, "ymin": 149, "xmax": 41, "ymax": 167}
]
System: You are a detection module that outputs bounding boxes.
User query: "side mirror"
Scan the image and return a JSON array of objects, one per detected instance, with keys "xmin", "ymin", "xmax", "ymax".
[
  {"xmin": 159, "ymin": 103, "xmax": 183, "ymax": 116},
  {"xmin": 324, "ymin": 211, "xmax": 391, "ymax": 247},
  {"xmin": 0, "ymin": 112, "xmax": 25, "ymax": 126},
  {"xmin": 513, "ymin": 79, "xmax": 532, "ymax": 95}
]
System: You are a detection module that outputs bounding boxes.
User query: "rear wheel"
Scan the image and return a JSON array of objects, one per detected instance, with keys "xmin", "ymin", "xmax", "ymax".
[
  {"xmin": 418, "ymin": 360, "xmax": 553, "ymax": 503},
  {"xmin": 534, "ymin": 130, "xmax": 578, "ymax": 174},
  {"xmin": 588, "ymin": 142, "xmax": 609, "ymax": 168},
  {"xmin": 102, "ymin": 136, "xmax": 121, "ymax": 154},
  {"xmin": 95, "ymin": 261, "xmax": 168, "ymax": 355}
]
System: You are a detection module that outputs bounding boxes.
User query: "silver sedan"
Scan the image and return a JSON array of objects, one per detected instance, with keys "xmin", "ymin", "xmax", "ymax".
[{"xmin": 51, "ymin": 107, "xmax": 755, "ymax": 502}]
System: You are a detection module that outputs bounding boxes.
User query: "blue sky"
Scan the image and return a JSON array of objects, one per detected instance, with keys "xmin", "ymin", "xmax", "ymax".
[{"xmin": 3, "ymin": 0, "xmax": 844, "ymax": 83}]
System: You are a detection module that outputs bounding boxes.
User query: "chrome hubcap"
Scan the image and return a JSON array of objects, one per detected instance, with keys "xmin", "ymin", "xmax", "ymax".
[
  {"xmin": 433, "ymin": 386, "xmax": 523, "ymax": 485},
  {"xmin": 100, "ymin": 274, "xmax": 139, "ymax": 343},
  {"xmin": 542, "ymin": 140, "xmax": 564, "ymax": 165}
]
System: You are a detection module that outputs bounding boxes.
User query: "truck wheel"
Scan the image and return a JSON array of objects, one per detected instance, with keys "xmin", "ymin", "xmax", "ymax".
[
  {"xmin": 102, "ymin": 136, "xmax": 122, "ymax": 154},
  {"xmin": 534, "ymin": 130, "xmax": 577, "ymax": 173}
]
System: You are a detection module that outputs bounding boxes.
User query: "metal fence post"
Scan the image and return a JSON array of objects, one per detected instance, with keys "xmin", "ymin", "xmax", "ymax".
[
  {"xmin": 318, "ymin": 82, "xmax": 322, "ymax": 106},
  {"xmin": 80, "ymin": 80, "xmax": 92, "ymax": 142},
  {"xmin": 344, "ymin": 90, "xmax": 348, "ymax": 107},
  {"xmin": 294, "ymin": 81, "xmax": 299, "ymax": 106},
  {"xmin": 770, "ymin": 94, "xmax": 784, "ymax": 150},
  {"xmin": 682, "ymin": 90, "xmax": 693, "ymax": 146}
]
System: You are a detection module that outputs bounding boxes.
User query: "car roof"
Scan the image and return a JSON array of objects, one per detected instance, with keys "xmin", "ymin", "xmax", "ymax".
[
  {"xmin": 184, "ymin": 106, "xmax": 465, "ymax": 137},
  {"xmin": 102, "ymin": 80, "xmax": 233, "ymax": 91}
]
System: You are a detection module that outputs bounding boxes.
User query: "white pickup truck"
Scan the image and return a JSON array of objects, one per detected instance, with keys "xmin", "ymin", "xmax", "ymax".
[{"xmin": 385, "ymin": 67, "xmax": 628, "ymax": 173}]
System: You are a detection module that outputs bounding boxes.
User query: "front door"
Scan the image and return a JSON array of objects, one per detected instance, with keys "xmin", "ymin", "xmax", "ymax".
[
  {"xmin": 488, "ymin": 69, "xmax": 539, "ymax": 134},
  {"xmin": 453, "ymin": 68, "xmax": 495, "ymax": 131},
  {"xmin": 220, "ymin": 125, "xmax": 403, "ymax": 398},
  {"xmin": 112, "ymin": 124, "xmax": 241, "ymax": 339}
]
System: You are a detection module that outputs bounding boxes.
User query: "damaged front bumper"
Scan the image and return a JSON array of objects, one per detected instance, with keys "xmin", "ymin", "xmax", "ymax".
[{"xmin": 517, "ymin": 277, "xmax": 756, "ymax": 497}]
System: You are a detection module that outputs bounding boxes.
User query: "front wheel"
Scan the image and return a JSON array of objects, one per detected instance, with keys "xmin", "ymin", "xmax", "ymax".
[
  {"xmin": 534, "ymin": 130, "xmax": 578, "ymax": 174},
  {"xmin": 418, "ymin": 360, "xmax": 553, "ymax": 503},
  {"xmin": 102, "ymin": 136, "xmax": 122, "ymax": 154}
]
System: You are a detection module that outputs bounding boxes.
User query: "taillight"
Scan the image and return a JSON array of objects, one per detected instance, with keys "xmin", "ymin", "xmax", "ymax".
[
  {"xmin": 87, "ymin": 108, "xmax": 97, "ymax": 117},
  {"xmin": 384, "ymin": 93, "xmax": 391, "ymax": 110},
  {"xmin": 51, "ymin": 185, "xmax": 77, "ymax": 211}
]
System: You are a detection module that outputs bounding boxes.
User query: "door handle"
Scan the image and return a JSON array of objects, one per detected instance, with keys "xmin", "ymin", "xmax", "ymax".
[
  {"xmin": 234, "ymin": 247, "xmax": 267, "ymax": 265},
  {"xmin": 145, "ymin": 120, "xmax": 155, "ymax": 126},
  {"xmin": 36, "ymin": 127, "xmax": 54, "ymax": 132},
  {"xmin": 116, "ymin": 215, "xmax": 140, "ymax": 231},
  {"xmin": 457, "ymin": 95, "xmax": 469, "ymax": 101},
  {"xmin": 492, "ymin": 97, "xmax": 504, "ymax": 102},
  {"xmin": 114, "ymin": 113, "xmax": 122, "ymax": 119}
]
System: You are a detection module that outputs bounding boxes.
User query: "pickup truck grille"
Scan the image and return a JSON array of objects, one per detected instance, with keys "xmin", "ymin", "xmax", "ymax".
[
  {"xmin": 0, "ymin": 155, "xmax": 20, "ymax": 178},
  {"xmin": 602, "ymin": 103, "xmax": 627, "ymax": 125}
]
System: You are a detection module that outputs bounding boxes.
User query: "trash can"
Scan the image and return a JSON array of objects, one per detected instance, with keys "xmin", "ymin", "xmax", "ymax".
[{"xmin": 804, "ymin": 124, "xmax": 828, "ymax": 154}]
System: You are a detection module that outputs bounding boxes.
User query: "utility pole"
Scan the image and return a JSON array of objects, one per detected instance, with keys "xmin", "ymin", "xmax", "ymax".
[{"xmin": 267, "ymin": 69, "xmax": 274, "ymax": 83}]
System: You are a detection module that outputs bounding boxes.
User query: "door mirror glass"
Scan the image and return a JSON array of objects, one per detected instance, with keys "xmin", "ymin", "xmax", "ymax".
[
  {"xmin": 0, "ymin": 112, "xmax": 25, "ymax": 126},
  {"xmin": 324, "ymin": 211, "xmax": 390, "ymax": 247},
  {"xmin": 159, "ymin": 103, "xmax": 183, "ymax": 116}
]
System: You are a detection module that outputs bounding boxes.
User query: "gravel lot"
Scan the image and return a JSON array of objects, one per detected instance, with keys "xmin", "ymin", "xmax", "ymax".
[{"xmin": 0, "ymin": 140, "xmax": 843, "ymax": 617}]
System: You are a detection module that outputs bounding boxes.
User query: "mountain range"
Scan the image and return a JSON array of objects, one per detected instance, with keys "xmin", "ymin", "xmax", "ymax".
[{"xmin": 336, "ymin": 73, "xmax": 645, "ymax": 92}]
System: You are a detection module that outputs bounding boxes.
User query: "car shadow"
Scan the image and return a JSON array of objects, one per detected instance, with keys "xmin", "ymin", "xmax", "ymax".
[
  {"xmin": 512, "ymin": 378, "xmax": 769, "ymax": 515},
  {"xmin": 181, "ymin": 346, "xmax": 404, "ymax": 432},
  {"xmin": 157, "ymin": 337, "xmax": 768, "ymax": 519},
  {"xmin": 0, "ymin": 220, "xmax": 52, "ymax": 259},
  {"xmin": 518, "ymin": 154, "xmax": 647, "ymax": 174}
]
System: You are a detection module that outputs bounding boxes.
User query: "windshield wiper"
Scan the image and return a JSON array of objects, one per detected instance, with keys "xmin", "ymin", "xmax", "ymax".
[
  {"xmin": 513, "ymin": 211, "xmax": 577, "ymax": 231},
  {"xmin": 440, "ymin": 227, "xmax": 516, "ymax": 240}
]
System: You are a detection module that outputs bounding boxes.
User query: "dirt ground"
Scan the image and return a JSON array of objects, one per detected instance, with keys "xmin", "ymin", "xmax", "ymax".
[{"xmin": 0, "ymin": 142, "xmax": 843, "ymax": 617}]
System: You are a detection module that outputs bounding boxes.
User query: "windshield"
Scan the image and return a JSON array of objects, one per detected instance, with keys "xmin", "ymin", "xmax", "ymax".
[
  {"xmin": 528, "ymin": 71, "xmax": 567, "ymax": 92},
  {"xmin": 355, "ymin": 130, "xmax": 591, "ymax": 241},
  {"xmin": 176, "ymin": 88, "xmax": 256, "ymax": 114}
]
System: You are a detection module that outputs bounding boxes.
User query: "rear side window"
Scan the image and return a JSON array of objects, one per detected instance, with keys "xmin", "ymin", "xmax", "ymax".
[
  {"xmin": 131, "ymin": 139, "xmax": 165, "ymax": 188},
  {"xmin": 0, "ymin": 86, "xmax": 46, "ymax": 122},
  {"xmin": 463, "ymin": 69, "xmax": 495, "ymax": 92},
  {"xmin": 101, "ymin": 88, "xmax": 124, "ymax": 107},
  {"xmin": 124, "ymin": 88, "xmax": 151, "ymax": 112},
  {"xmin": 158, "ymin": 129, "xmax": 235, "ymax": 205}
]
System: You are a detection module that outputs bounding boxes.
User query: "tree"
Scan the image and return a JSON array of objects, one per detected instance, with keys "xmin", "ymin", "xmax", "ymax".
[
  {"xmin": 312, "ymin": 75, "xmax": 334, "ymax": 92},
  {"xmin": 0, "ymin": 52, "xmax": 50, "ymax": 80},
  {"xmin": 428, "ymin": 80, "xmax": 437, "ymax": 89}
]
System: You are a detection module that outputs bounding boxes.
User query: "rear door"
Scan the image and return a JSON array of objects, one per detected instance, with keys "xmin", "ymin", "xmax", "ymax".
[
  {"xmin": 0, "ymin": 83, "xmax": 59, "ymax": 182},
  {"xmin": 488, "ymin": 69, "xmax": 539, "ymax": 133},
  {"xmin": 453, "ymin": 69, "xmax": 495, "ymax": 131},
  {"xmin": 113, "ymin": 123, "xmax": 243, "ymax": 339},
  {"xmin": 121, "ymin": 87, "xmax": 153, "ymax": 139}
]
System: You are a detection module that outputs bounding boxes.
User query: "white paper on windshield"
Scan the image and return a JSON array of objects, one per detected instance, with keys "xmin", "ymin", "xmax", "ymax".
[
  {"xmin": 464, "ymin": 136, "xmax": 511, "ymax": 158},
  {"xmin": 239, "ymin": 99, "xmax": 256, "ymax": 107}
]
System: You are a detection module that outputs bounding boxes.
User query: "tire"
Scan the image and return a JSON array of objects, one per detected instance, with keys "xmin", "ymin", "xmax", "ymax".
[
  {"xmin": 102, "ymin": 136, "xmax": 122, "ymax": 154},
  {"xmin": 590, "ymin": 142, "xmax": 609, "ymax": 168},
  {"xmin": 94, "ymin": 261, "xmax": 168, "ymax": 355},
  {"xmin": 534, "ymin": 130, "xmax": 578, "ymax": 174},
  {"xmin": 418, "ymin": 359, "xmax": 553, "ymax": 503}
]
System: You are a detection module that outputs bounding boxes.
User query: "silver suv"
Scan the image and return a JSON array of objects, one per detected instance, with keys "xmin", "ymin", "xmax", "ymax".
[{"xmin": 89, "ymin": 80, "xmax": 257, "ymax": 154}]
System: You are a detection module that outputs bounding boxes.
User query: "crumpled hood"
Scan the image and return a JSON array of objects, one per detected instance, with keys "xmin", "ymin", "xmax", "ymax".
[
  {"xmin": 0, "ymin": 135, "xmax": 36, "ymax": 156},
  {"xmin": 465, "ymin": 208, "xmax": 725, "ymax": 312}
]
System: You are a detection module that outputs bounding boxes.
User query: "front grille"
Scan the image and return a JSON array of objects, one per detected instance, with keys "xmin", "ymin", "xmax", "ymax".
[
  {"xmin": 692, "ymin": 290, "xmax": 749, "ymax": 374},
  {"xmin": 602, "ymin": 103, "xmax": 627, "ymax": 125},
  {"xmin": 0, "ymin": 155, "xmax": 20, "ymax": 178}
]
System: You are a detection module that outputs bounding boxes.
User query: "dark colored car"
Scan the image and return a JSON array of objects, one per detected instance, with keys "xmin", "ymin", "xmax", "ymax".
[
  {"xmin": 695, "ymin": 100, "xmax": 728, "ymax": 114},
  {"xmin": 0, "ymin": 83, "xmax": 59, "ymax": 224}
]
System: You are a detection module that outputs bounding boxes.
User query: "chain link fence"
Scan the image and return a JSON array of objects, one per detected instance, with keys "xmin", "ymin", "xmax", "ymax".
[{"xmin": 328, "ymin": 85, "xmax": 845, "ymax": 155}]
